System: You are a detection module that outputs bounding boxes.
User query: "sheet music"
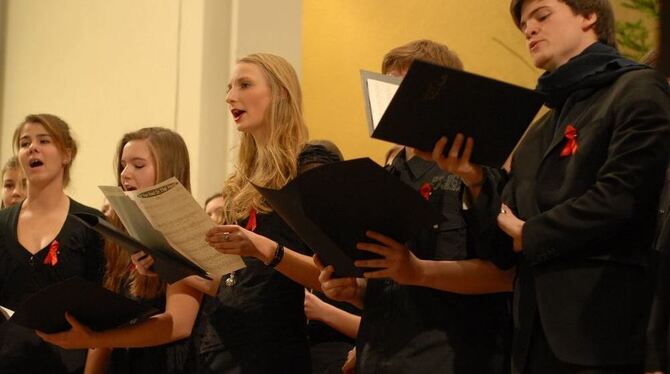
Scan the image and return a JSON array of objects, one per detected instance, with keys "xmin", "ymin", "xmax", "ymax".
[
  {"xmin": 367, "ymin": 78, "xmax": 399, "ymax": 129},
  {"xmin": 1, "ymin": 305, "xmax": 14, "ymax": 319},
  {"xmin": 360, "ymin": 70, "xmax": 401, "ymax": 134},
  {"xmin": 99, "ymin": 186, "xmax": 175, "ymax": 253},
  {"xmin": 128, "ymin": 178, "xmax": 245, "ymax": 278}
]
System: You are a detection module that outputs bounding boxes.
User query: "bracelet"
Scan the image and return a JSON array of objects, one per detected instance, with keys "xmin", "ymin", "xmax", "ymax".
[{"xmin": 267, "ymin": 243, "xmax": 285, "ymax": 268}]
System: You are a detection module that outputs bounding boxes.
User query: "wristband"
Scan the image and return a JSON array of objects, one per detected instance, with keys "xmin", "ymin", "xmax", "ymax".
[{"xmin": 267, "ymin": 243, "xmax": 285, "ymax": 268}]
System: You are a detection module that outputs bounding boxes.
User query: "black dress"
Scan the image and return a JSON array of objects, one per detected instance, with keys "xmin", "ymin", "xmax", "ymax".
[
  {"xmin": 355, "ymin": 150, "xmax": 512, "ymax": 374},
  {"xmin": 193, "ymin": 212, "xmax": 312, "ymax": 374},
  {"xmin": 192, "ymin": 146, "xmax": 334, "ymax": 374},
  {"xmin": 0, "ymin": 198, "xmax": 105, "ymax": 374}
]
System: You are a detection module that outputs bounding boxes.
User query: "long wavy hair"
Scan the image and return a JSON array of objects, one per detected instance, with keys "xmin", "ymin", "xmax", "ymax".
[
  {"xmin": 222, "ymin": 53, "xmax": 308, "ymax": 224},
  {"xmin": 104, "ymin": 127, "xmax": 191, "ymax": 299}
]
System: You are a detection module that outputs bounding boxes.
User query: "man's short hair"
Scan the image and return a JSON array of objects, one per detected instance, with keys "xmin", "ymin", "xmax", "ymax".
[
  {"xmin": 381, "ymin": 39, "xmax": 464, "ymax": 74},
  {"xmin": 510, "ymin": 0, "xmax": 616, "ymax": 48}
]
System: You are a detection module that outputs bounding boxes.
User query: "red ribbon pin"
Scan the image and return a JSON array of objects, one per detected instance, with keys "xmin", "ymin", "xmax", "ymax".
[
  {"xmin": 43, "ymin": 240, "xmax": 60, "ymax": 266},
  {"xmin": 246, "ymin": 208, "xmax": 257, "ymax": 232},
  {"xmin": 560, "ymin": 124, "xmax": 578, "ymax": 157},
  {"xmin": 420, "ymin": 182, "xmax": 433, "ymax": 200}
]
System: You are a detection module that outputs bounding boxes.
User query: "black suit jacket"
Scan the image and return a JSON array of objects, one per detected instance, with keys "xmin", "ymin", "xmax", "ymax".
[{"xmin": 471, "ymin": 68, "xmax": 670, "ymax": 372}]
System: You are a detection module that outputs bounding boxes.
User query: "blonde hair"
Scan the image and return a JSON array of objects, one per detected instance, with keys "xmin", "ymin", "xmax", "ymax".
[
  {"xmin": 382, "ymin": 39, "xmax": 464, "ymax": 74},
  {"xmin": 105, "ymin": 127, "xmax": 191, "ymax": 299},
  {"xmin": 13, "ymin": 114, "xmax": 77, "ymax": 187},
  {"xmin": 222, "ymin": 53, "xmax": 308, "ymax": 224}
]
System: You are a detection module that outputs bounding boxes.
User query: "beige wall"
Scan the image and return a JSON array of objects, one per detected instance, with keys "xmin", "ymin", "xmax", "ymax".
[
  {"xmin": 0, "ymin": 0, "xmax": 302, "ymax": 208},
  {"xmin": 0, "ymin": 0, "xmax": 656, "ymax": 208},
  {"xmin": 301, "ymin": 0, "xmax": 658, "ymax": 163}
]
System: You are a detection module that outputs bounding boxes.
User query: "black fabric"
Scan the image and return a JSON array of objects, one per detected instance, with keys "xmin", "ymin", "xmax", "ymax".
[
  {"xmin": 525, "ymin": 314, "xmax": 641, "ymax": 374},
  {"xmin": 109, "ymin": 277, "xmax": 193, "ymax": 374},
  {"xmin": 307, "ymin": 291, "xmax": 358, "ymax": 374},
  {"xmin": 307, "ymin": 292, "xmax": 358, "ymax": 346},
  {"xmin": 536, "ymin": 42, "xmax": 646, "ymax": 109},
  {"xmin": 469, "ymin": 63, "xmax": 670, "ymax": 373},
  {"xmin": 354, "ymin": 149, "xmax": 512, "ymax": 374},
  {"xmin": 310, "ymin": 341, "xmax": 354, "ymax": 374},
  {"xmin": 0, "ymin": 199, "xmax": 105, "ymax": 374}
]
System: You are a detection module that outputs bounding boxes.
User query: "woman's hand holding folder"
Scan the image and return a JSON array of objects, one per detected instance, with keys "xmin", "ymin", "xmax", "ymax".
[{"xmin": 36, "ymin": 312, "xmax": 96, "ymax": 349}]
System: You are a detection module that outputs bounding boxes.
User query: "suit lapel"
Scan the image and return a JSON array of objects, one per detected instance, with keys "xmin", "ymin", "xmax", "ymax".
[{"xmin": 539, "ymin": 95, "xmax": 594, "ymax": 165}]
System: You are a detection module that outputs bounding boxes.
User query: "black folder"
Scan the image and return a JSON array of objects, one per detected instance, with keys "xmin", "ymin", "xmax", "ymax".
[
  {"xmin": 9, "ymin": 277, "xmax": 157, "ymax": 334},
  {"xmin": 71, "ymin": 213, "xmax": 208, "ymax": 283},
  {"xmin": 371, "ymin": 60, "xmax": 544, "ymax": 167},
  {"xmin": 254, "ymin": 158, "xmax": 444, "ymax": 277}
]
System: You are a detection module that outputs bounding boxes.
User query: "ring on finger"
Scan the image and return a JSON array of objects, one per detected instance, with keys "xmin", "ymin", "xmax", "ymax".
[{"xmin": 223, "ymin": 232, "xmax": 231, "ymax": 241}]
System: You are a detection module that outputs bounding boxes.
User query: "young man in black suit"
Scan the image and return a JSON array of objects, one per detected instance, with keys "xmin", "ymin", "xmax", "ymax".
[{"xmin": 419, "ymin": 0, "xmax": 670, "ymax": 373}]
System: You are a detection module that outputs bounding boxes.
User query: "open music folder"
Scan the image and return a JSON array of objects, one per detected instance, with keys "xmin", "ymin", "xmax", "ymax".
[
  {"xmin": 75, "ymin": 178, "xmax": 246, "ymax": 283},
  {"xmin": 361, "ymin": 60, "xmax": 545, "ymax": 167},
  {"xmin": 9, "ymin": 277, "xmax": 157, "ymax": 333},
  {"xmin": 254, "ymin": 158, "xmax": 444, "ymax": 277}
]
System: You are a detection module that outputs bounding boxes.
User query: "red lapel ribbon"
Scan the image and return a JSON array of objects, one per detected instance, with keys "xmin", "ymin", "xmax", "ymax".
[
  {"xmin": 43, "ymin": 240, "xmax": 60, "ymax": 266},
  {"xmin": 246, "ymin": 208, "xmax": 257, "ymax": 232},
  {"xmin": 419, "ymin": 182, "xmax": 433, "ymax": 200},
  {"xmin": 560, "ymin": 124, "xmax": 578, "ymax": 157}
]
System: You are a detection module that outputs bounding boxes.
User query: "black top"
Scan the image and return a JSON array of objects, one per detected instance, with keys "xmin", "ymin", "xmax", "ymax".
[
  {"xmin": 110, "ymin": 285, "xmax": 192, "ymax": 374},
  {"xmin": 193, "ymin": 145, "xmax": 332, "ymax": 373},
  {"xmin": 0, "ymin": 198, "xmax": 105, "ymax": 374},
  {"xmin": 355, "ymin": 150, "xmax": 511, "ymax": 374}
]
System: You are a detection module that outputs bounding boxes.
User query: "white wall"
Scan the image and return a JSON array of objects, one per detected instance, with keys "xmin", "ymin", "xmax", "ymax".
[{"xmin": 0, "ymin": 0, "xmax": 302, "ymax": 208}]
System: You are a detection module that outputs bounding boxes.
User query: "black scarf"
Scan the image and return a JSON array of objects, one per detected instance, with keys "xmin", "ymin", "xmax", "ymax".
[{"xmin": 536, "ymin": 42, "xmax": 647, "ymax": 108}]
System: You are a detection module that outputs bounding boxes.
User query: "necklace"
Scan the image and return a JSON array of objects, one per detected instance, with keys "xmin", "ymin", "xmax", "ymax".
[{"xmin": 224, "ymin": 208, "xmax": 257, "ymax": 287}]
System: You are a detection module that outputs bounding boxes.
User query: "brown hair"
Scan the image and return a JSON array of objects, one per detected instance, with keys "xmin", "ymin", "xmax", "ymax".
[
  {"xmin": 510, "ymin": 0, "xmax": 616, "ymax": 47},
  {"xmin": 381, "ymin": 39, "xmax": 464, "ymax": 74},
  {"xmin": 1, "ymin": 156, "xmax": 20, "ymax": 177},
  {"xmin": 1, "ymin": 156, "xmax": 23, "ymax": 209},
  {"xmin": 13, "ymin": 114, "xmax": 78, "ymax": 186},
  {"xmin": 114, "ymin": 127, "xmax": 191, "ymax": 191},
  {"xmin": 105, "ymin": 127, "xmax": 191, "ymax": 299}
]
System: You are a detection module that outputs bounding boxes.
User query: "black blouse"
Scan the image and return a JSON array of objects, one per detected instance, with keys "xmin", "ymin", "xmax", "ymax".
[{"xmin": 0, "ymin": 198, "xmax": 105, "ymax": 374}]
